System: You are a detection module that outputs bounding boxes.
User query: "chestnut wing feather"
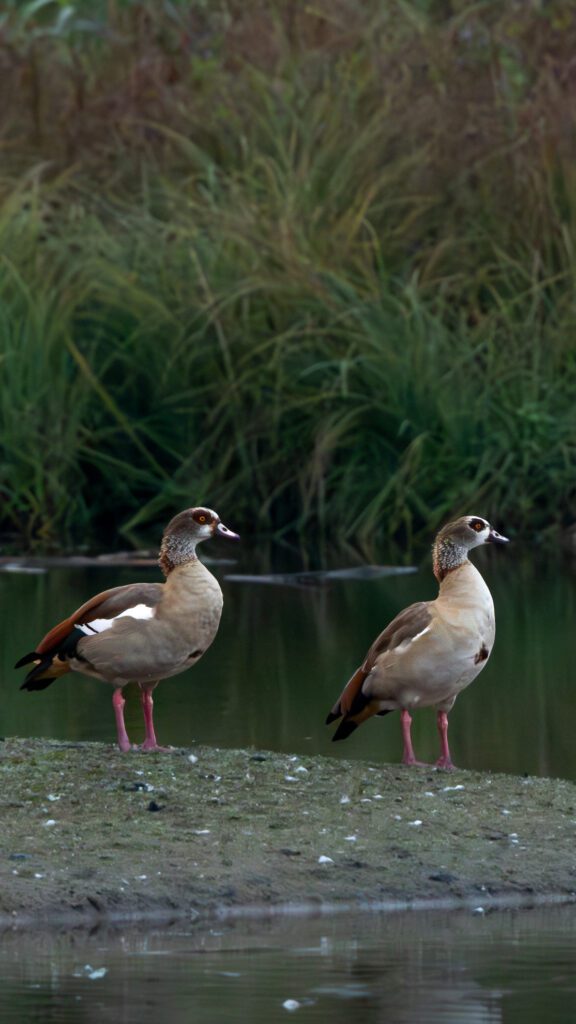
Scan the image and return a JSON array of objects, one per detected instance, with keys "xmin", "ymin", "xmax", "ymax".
[
  {"xmin": 326, "ymin": 601, "xmax": 432, "ymax": 722},
  {"xmin": 36, "ymin": 583, "xmax": 164, "ymax": 655}
]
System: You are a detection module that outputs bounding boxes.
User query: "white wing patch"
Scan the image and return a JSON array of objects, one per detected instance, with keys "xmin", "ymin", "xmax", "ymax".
[
  {"xmin": 395, "ymin": 624, "xmax": 432, "ymax": 655},
  {"xmin": 77, "ymin": 604, "xmax": 155, "ymax": 635},
  {"xmin": 411, "ymin": 626, "xmax": 431, "ymax": 643}
]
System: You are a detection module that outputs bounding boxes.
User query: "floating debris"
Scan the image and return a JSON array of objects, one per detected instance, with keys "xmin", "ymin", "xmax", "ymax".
[
  {"xmin": 224, "ymin": 565, "xmax": 417, "ymax": 589},
  {"xmin": 0, "ymin": 564, "xmax": 46, "ymax": 574}
]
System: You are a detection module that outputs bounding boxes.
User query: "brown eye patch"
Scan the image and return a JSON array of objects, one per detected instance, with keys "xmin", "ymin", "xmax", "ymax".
[
  {"xmin": 192, "ymin": 509, "xmax": 213, "ymax": 525},
  {"xmin": 469, "ymin": 518, "xmax": 486, "ymax": 532}
]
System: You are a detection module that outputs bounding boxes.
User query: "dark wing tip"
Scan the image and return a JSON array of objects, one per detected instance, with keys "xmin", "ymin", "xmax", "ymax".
[
  {"xmin": 14, "ymin": 651, "xmax": 38, "ymax": 669},
  {"xmin": 325, "ymin": 708, "xmax": 341, "ymax": 725},
  {"xmin": 331, "ymin": 718, "xmax": 359, "ymax": 742},
  {"xmin": 330, "ymin": 716, "xmax": 356, "ymax": 741},
  {"xmin": 20, "ymin": 677, "xmax": 55, "ymax": 692}
]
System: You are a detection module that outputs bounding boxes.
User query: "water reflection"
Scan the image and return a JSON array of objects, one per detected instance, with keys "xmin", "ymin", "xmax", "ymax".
[
  {"xmin": 1, "ymin": 906, "xmax": 576, "ymax": 1022},
  {"xmin": 1, "ymin": 549, "xmax": 575, "ymax": 779}
]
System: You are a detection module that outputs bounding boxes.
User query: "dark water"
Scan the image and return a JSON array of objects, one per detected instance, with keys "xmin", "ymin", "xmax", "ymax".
[
  {"xmin": 1, "ymin": 548, "xmax": 575, "ymax": 777},
  {"xmin": 2, "ymin": 548, "xmax": 576, "ymax": 1021},
  {"xmin": 1, "ymin": 906, "xmax": 576, "ymax": 1022}
]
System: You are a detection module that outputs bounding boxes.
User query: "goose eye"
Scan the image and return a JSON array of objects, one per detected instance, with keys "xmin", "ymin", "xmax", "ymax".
[
  {"xmin": 471, "ymin": 520, "xmax": 484, "ymax": 532},
  {"xmin": 198, "ymin": 515, "xmax": 207, "ymax": 524}
]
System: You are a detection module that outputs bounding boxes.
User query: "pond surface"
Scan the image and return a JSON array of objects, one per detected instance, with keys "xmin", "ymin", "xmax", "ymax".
[
  {"xmin": 1, "ymin": 546, "xmax": 575, "ymax": 778},
  {"xmin": 2, "ymin": 547, "xmax": 576, "ymax": 1019},
  {"xmin": 1, "ymin": 905, "xmax": 576, "ymax": 1022}
]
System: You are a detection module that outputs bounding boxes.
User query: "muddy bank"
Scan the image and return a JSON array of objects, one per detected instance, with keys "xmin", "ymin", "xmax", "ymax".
[{"xmin": 1, "ymin": 738, "xmax": 575, "ymax": 929}]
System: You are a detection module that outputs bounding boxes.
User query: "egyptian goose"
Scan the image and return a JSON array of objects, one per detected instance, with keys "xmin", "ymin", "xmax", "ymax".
[
  {"xmin": 15, "ymin": 507, "xmax": 239, "ymax": 752},
  {"xmin": 326, "ymin": 516, "xmax": 509, "ymax": 768}
]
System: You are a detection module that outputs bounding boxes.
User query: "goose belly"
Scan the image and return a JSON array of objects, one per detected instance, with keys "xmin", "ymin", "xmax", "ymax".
[
  {"xmin": 75, "ymin": 601, "xmax": 223, "ymax": 685},
  {"xmin": 371, "ymin": 612, "xmax": 495, "ymax": 711}
]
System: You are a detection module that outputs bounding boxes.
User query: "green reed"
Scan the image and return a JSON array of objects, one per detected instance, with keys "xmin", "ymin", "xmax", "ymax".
[{"xmin": 1, "ymin": 1, "xmax": 576, "ymax": 554}]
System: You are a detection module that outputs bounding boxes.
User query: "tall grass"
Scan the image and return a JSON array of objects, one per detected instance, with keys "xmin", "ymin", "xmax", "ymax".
[{"xmin": 1, "ymin": 0, "xmax": 576, "ymax": 555}]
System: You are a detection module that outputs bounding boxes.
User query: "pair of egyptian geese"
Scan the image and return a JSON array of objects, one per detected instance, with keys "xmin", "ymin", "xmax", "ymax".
[{"xmin": 16, "ymin": 508, "xmax": 508, "ymax": 768}]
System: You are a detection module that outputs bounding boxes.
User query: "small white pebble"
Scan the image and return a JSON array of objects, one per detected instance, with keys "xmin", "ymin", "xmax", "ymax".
[
  {"xmin": 344, "ymin": 835, "xmax": 357, "ymax": 842},
  {"xmin": 424, "ymin": 791, "xmax": 435, "ymax": 797},
  {"xmin": 442, "ymin": 785, "xmax": 465, "ymax": 792},
  {"xmin": 509, "ymin": 833, "xmax": 518, "ymax": 838},
  {"xmin": 295, "ymin": 766, "xmax": 308, "ymax": 774},
  {"xmin": 285, "ymin": 775, "xmax": 298, "ymax": 783},
  {"xmin": 289, "ymin": 756, "xmax": 299, "ymax": 763},
  {"xmin": 360, "ymin": 798, "xmax": 372, "ymax": 803},
  {"xmin": 135, "ymin": 770, "xmax": 144, "ymax": 776},
  {"xmin": 283, "ymin": 1000, "xmax": 301, "ymax": 1012},
  {"xmin": 373, "ymin": 794, "xmax": 383, "ymax": 800},
  {"xmin": 44, "ymin": 820, "xmax": 57, "ymax": 828},
  {"xmin": 188, "ymin": 754, "xmax": 198, "ymax": 764},
  {"xmin": 34, "ymin": 873, "xmax": 44, "ymax": 879},
  {"xmin": 408, "ymin": 820, "xmax": 423, "ymax": 827},
  {"xmin": 318, "ymin": 856, "xmax": 334, "ymax": 864},
  {"xmin": 193, "ymin": 829, "xmax": 211, "ymax": 835},
  {"xmin": 137, "ymin": 875, "xmax": 147, "ymax": 880},
  {"xmin": 501, "ymin": 809, "xmax": 511, "ymax": 815},
  {"xmin": 340, "ymin": 795, "xmax": 350, "ymax": 804},
  {"xmin": 473, "ymin": 907, "xmax": 485, "ymax": 915},
  {"xmin": 12, "ymin": 870, "xmax": 18, "ymax": 875},
  {"xmin": 393, "ymin": 814, "xmax": 402, "ymax": 820},
  {"xmin": 47, "ymin": 794, "xmax": 61, "ymax": 802}
]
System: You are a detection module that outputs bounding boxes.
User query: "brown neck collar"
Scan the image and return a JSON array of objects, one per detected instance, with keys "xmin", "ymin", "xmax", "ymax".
[
  {"xmin": 158, "ymin": 538, "xmax": 198, "ymax": 577},
  {"xmin": 432, "ymin": 540, "xmax": 468, "ymax": 584}
]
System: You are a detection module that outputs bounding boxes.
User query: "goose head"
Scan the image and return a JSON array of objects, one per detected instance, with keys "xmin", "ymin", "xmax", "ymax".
[{"xmin": 159, "ymin": 507, "xmax": 239, "ymax": 574}]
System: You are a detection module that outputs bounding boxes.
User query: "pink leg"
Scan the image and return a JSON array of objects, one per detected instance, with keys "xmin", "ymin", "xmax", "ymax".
[
  {"xmin": 139, "ymin": 685, "xmax": 172, "ymax": 753},
  {"xmin": 112, "ymin": 689, "xmax": 132, "ymax": 753},
  {"xmin": 435, "ymin": 710, "xmax": 455, "ymax": 770},
  {"xmin": 400, "ymin": 708, "xmax": 428, "ymax": 766}
]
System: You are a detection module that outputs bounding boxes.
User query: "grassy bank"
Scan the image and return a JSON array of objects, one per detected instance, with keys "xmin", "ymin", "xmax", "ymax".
[{"xmin": 1, "ymin": 1, "xmax": 576, "ymax": 554}]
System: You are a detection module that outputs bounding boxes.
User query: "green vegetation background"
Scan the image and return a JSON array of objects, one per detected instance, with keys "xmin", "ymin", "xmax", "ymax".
[{"xmin": 1, "ymin": 0, "xmax": 576, "ymax": 556}]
